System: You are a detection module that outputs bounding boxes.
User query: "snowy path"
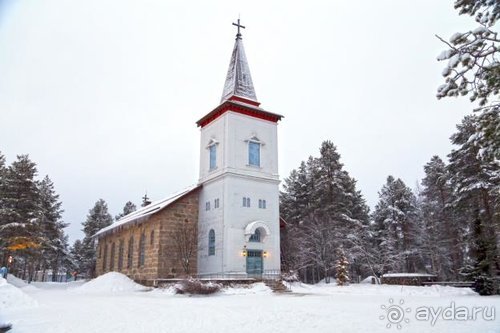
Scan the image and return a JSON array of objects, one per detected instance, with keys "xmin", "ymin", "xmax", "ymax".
[{"xmin": 2, "ymin": 280, "xmax": 500, "ymax": 333}]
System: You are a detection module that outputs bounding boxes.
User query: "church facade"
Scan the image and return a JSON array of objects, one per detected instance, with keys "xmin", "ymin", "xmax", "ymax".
[{"xmin": 95, "ymin": 22, "xmax": 283, "ymax": 283}]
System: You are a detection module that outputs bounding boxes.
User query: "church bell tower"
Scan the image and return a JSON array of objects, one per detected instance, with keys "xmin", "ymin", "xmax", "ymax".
[{"xmin": 196, "ymin": 20, "xmax": 283, "ymax": 276}]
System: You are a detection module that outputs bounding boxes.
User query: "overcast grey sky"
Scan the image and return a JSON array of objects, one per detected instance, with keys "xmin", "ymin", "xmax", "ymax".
[{"xmin": 0, "ymin": 0, "xmax": 475, "ymax": 243}]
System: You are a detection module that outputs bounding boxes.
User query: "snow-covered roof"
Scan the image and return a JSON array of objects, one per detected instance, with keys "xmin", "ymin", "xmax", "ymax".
[
  {"xmin": 94, "ymin": 184, "xmax": 201, "ymax": 238},
  {"xmin": 220, "ymin": 36, "xmax": 257, "ymax": 103}
]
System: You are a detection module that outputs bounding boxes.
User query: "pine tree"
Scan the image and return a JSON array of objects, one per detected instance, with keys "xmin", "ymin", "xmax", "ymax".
[
  {"xmin": 418, "ymin": 156, "xmax": 464, "ymax": 279},
  {"xmin": 437, "ymin": 0, "xmax": 500, "ymax": 107},
  {"xmin": 115, "ymin": 201, "xmax": 137, "ymax": 221},
  {"xmin": 81, "ymin": 199, "xmax": 113, "ymax": 277},
  {"xmin": 280, "ymin": 141, "xmax": 370, "ymax": 283},
  {"xmin": 448, "ymin": 115, "xmax": 499, "ymax": 294},
  {"xmin": 335, "ymin": 248, "xmax": 349, "ymax": 286}
]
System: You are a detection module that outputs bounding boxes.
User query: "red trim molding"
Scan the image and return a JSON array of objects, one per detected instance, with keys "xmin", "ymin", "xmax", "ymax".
[
  {"xmin": 196, "ymin": 101, "xmax": 282, "ymax": 128},
  {"xmin": 228, "ymin": 95, "xmax": 261, "ymax": 107}
]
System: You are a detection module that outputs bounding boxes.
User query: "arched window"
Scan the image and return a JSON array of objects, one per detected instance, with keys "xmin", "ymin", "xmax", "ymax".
[
  {"xmin": 127, "ymin": 237, "xmax": 134, "ymax": 269},
  {"xmin": 118, "ymin": 240, "xmax": 124, "ymax": 271},
  {"xmin": 138, "ymin": 233, "xmax": 146, "ymax": 267},
  {"xmin": 209, "ymin": 145, "xmax": 217, "ymax": 170},
  {"xmin": 208, "ymin": 229, "xmax": 215, "ymax": 256},
  {"xmin": 110, "ymin": 242, "xmax": 116, "ymax": 271},
  {"xmin": 249, "ymin": 229, "xmax": 261, "ymax": 242},
  {"xmin": 248, "ymin": 141, "xmax": 260, "ymax": 166},
  {"xmin": 207, "ymin": 139, "xmax": 218, "ymax": 171},
  {"xmin": 102, "ymin": 243, "xmax": 108, "ymax": 271}
]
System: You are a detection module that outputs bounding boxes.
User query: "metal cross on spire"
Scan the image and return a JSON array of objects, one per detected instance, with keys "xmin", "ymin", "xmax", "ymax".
[{"xmin": 232, "ymin": 18, "xmax": 245, "ymax": 40}]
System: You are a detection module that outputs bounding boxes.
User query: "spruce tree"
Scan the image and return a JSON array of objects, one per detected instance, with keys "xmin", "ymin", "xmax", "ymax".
[
  {"xmin": 371, "ymin": 176, "xmax": 419, "ymax": 274},
  {"xmin": 0, "ymin": 155, "xmax": 41, "ymax": 274},
  {"xmin": 335, "ymin": 248, "xmax": 350, "ymax": 286},
  {"xmin": 69, "ymin": 239, "xmax": 85, "ymax": 276},
  {"xmin": 0, "ymin": 151, "xmax": 6, "ymax": 264},
  {"xmin": 0, "ymin": 151, "xmax": 5, "ymax": 183},
  {"xmin": 115, "ymin": 201, "xmax": 137, "ymax": 221},
  {"xmin": 81, "ymin": 199, "xmax": 113, "ymax": 277},
  {"xmin": 37, "ymin": 175, "xmax": 68, "ymax": 280}
]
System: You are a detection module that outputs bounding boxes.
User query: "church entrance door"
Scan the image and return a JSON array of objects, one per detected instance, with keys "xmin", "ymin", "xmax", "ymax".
[{"xmin": 246, "ymin": 250, "xmax": 263, "ymax": 277}]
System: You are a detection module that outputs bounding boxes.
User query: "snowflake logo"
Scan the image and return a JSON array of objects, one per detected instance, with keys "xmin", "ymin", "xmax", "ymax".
[{"xmin": 379, "ymin": 298, "xmax": 411, "ymax": 329}]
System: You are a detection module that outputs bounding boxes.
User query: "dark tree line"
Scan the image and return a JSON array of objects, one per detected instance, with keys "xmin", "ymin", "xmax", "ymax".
[
  {"xmin": 280, "ymin": 129, "xmax": 498, "ymax": 295},
  {"xmin": 281, "ymin": 0, "xmax": 499, "ymax": 294},
  {"xmin": 280, "ymin": 141, "xmax": 370, "ymax": 283},
  {"xmin": 0, "ymin": 153, "xmax": 69, "ymax": 281},
  {"xmin": 0, "ymin": 151, "xmax": 139, "ymax": 281}
]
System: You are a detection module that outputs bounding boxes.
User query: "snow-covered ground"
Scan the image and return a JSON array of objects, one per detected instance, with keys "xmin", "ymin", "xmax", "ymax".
[{"xmin": 1, "ymin": 273, "xmax": 499, "ymax": 333}]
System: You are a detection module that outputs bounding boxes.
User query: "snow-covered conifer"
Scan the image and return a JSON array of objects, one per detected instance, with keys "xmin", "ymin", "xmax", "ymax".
[
  {"xmin": 371, "ymin": 176, "xmax": 419, "ymax": 274},
  {"xmin": 115, "ymin": 201, "xmax": 137, "ymax": 221},
  {"xmin": 81, "ymin": 199, "xmax": 113, "ymax": 277},
  {"xmin": 335, "ymin": 248, "xmax": 349, "ymax": 286}
]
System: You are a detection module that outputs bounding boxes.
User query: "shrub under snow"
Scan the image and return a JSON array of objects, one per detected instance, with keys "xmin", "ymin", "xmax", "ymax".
[{"xmin": 174, "ymin": 278, "xmax": 221, "ymax": 295}]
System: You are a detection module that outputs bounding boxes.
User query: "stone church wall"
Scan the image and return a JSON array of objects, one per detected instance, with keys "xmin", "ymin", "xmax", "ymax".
[{"xmin": 95, "ymin": 189, "xmax": 199, "ymax": 285}]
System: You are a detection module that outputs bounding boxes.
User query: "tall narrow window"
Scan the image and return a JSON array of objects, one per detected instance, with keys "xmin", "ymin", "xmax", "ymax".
[
  {"xmin": 127, "ymin": 237, "xmax": 134, "ymax": 269},
  {"xmin": 118, "ymin": 240, "xmax": 124, "ymax": 271},
  {"xmin": 214, "ymin": 198, "xmax": 219, "ymax": 209},
  {"xmin": 150, "ymin": 230, "xmax": 155, "ymax": 246},
  {"xmin": 208, "ymin": 229, "xmax": 215, "ymax": 256},
  {"xmin": 102, "ymin": 243, "xmax": 108, "ymax": 271},
  {"xmin": 243, "ymin": 197, "xmax": 251, "ymax": 207},
  {"xmin": 206, "ymin": 201, "xmax": 211, "ymax": 211},
  {"xmin": 259, "ymin": 199, "xmax": 267, "ymax": 209},
  {"xmin": 209, "ymin": 144, "xmax": 217, "ymax": 170},
  {"xmin": 248, "ymin": 141, "xmax": 260, "ymax": 166},
  {"xmin": 110, "ymin": 242, "xmax": 116, "ymax": 271},
  {"xmin": 138, "ymin": 233, "xmax": 145, "ymax": 267}
]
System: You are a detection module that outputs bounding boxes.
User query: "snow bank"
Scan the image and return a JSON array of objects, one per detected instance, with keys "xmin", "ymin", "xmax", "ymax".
[
  {"xmin": 405, "ymin": 284, "xmax": 477, "ymax": 297},
  {"xmin": 74, "ymin": 272, "xmax": 150, "ymax": 293},
  {"xmin": 0, "ymin": 277, "xmax": 37, "ymax": 310},
  {"xmin": 6, "ymin": 274, "xmax": 31, "ymax": 288},
  {"xmin": 290, "ymin": 281, "xmax": 477, "ymax": 297},
  {"xmin": 222, "ymin": 282, "xmax": 272, "ymax": 295}
]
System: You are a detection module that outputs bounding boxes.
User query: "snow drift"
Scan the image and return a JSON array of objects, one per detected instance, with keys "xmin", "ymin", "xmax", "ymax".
[
  {"xmin": 222, "ymin": 282, "xmax": 272, "ymax": 295},
  {"xmin": 6, "ymin": 274, "xmax": 31, "ymax": 288},
  {"xmin": 75, "ymin": 272, "xmax": 150, "ymax": 293},
  {"xmin": 0, "ymin": 277, "xmax": 37, "ymax": 310}
]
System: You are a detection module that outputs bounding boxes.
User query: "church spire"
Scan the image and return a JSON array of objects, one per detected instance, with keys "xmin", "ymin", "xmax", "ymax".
[{"xmin": 220, "ymin": 19, "xmax": 258, "ymax": 104}]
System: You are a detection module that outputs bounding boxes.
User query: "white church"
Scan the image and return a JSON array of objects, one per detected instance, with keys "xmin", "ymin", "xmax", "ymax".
[{"xmin": 95, "ymin": 21, "xmax": 283, "ymax": 282}]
